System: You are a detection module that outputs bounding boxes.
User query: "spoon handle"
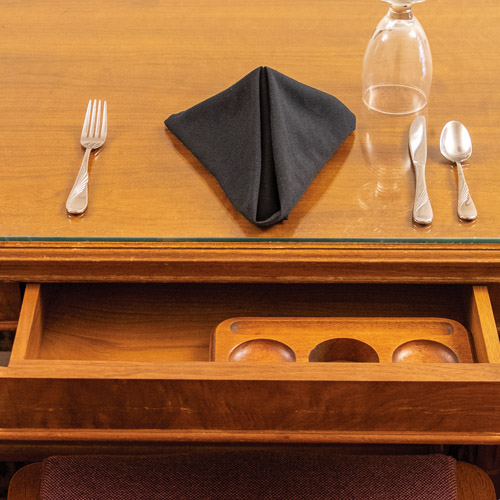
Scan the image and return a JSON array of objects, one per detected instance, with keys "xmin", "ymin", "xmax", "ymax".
[{"xmin": 456, "ymin": 162, "xmax": 477, "ymax": 221}]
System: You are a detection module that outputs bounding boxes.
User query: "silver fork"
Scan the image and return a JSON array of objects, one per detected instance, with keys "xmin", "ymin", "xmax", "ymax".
[{"xmin": 66, "ymin": 99, "xmax": 107, "ymax": 215}]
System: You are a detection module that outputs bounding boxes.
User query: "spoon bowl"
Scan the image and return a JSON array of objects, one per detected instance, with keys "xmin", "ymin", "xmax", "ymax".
[
  {"xmin": 440, "ymin": 121, "xmax": 472, "ymax": 164},
  {"xmin": 439, "ymin": 121, "xmax": 477, "ymax": 221}
]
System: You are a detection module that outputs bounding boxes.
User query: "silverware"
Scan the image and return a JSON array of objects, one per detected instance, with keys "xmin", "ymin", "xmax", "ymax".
[
  {"xmin": 409, "ymin": 115, "xmax": 433, "ymax": 225},
  {"xmin": 66, "ymin": 99, "xmax": 107, "ymax": 215},
  {"xmin": 439, "ymin": 121, "xmax": 477, "ymax": 221}
]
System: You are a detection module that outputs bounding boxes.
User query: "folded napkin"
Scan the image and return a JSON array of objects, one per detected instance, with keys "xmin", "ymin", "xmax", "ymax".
[{"xmin": 165, "ymin": 66, "xmax": 356, "ymax": 226}]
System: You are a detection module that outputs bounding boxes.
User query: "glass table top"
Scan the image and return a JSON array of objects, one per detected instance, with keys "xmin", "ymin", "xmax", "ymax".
[{"xmin": 1, "ymin": 0, "xmax": 499, "ymax": 244}]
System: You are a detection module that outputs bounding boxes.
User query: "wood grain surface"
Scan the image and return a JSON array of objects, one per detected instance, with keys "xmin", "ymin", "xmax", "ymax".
[
  {"xmin": 10, "ymin": 282, "xmax": 473, "ymax": 362},
  {"xmin": 211, "ymin": 316, "xmax": 474, "ymax": 363},
  {"xmin": 2, "ymin": 0, "xmax": 500, "ymax": 459},
  {"xmin": 1, "ymin": 282, "xmax": 498, "ymax": 445},
  {"xmin": 0, "ymin": 0, "xmax": 499, "ymax": 242},
  {"xmin": 0, "ymin": 284, "xmax": 21, "ymax": 322},
  {"xmin": 4, "ymin": 241, "xmax": 500, "ymax": 283},
  {"xmin": 3, "ymin": 372, "xmax": 500, "ymax": 441},
  {"xmin": 7, "ymin": 463, "xmax": 41, "ymax": 500}
]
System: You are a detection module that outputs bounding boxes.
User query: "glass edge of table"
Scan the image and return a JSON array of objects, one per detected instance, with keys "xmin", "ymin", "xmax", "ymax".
[{"xmin": 0, "ymin": 236, "xmax": 498, "ymax": 244}]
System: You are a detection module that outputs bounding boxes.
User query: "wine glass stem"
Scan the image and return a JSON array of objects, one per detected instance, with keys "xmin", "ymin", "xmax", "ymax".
[{"xmin": 389, "ymin": 5, "xmax": 412, "ymax": 18}]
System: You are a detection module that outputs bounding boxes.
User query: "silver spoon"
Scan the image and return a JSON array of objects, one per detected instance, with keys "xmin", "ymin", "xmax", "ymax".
[{"xmin": 440, "ymin": 121, "xmax": 477, "ymax": 221}]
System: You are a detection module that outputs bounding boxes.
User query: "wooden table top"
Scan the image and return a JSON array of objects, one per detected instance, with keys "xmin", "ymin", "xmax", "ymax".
[{"xmin": 1, "ymin": 0, "xmax": 499, "ymax": 243}]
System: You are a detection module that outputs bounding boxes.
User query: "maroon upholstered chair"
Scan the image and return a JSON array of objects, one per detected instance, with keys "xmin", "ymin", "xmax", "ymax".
[{"xmin": 8, "ymin": 451, "xmax": 496, "ymax": 500}]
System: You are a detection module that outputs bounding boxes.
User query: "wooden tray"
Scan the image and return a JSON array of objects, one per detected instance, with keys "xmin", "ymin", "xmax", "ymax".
[{"xmin": 210, "ymin": 317, "xmax": 475, "ymax": 363}]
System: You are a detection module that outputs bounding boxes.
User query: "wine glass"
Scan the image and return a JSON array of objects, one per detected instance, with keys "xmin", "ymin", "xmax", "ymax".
[{"xmin": 361, "ymin": 0, "xmax": 432, "ymax": 115}]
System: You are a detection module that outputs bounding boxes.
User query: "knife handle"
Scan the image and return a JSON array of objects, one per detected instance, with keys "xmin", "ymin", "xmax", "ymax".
[
  {"xmin": 413, "ymin": 163, "xmax": 433, "ymax": 225},
  {"xmin": 456, "ymin": 162, "xmax": 477, "ymax": 221}
]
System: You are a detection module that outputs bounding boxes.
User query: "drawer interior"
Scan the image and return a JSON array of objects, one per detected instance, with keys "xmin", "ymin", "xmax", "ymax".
[{"xmin": 9, "ymin": 283, "xmax": 500, "ymax": 364}]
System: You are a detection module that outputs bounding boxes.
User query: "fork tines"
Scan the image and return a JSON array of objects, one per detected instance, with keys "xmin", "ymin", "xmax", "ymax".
[{"xmin": 81, "ymin": 99, "xmax": 107, "ymax": 139}]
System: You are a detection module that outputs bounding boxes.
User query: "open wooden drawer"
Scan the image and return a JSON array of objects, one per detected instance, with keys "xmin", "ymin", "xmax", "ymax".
[{"xmin": 2, "ymin": 282, "xmax": 500, "ymax": 445}]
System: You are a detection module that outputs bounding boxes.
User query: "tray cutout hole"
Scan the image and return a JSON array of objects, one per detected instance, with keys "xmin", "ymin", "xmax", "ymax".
[
  {"xmin": 309, "ymin": 338, "xmax": 379, "ymax": 363},
  {"xmin": 392, "ymin": 340, "xmax": 459, "ymax": 363},
  {"xmin": 229, "ymin": 339, "xmax": 296, "ymax": 362}
]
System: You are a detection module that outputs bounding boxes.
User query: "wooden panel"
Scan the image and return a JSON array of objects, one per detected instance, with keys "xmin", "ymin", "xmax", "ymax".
[
  {"xmin": 2, "ymin": 372, "xmax": 500, "ymax": 443},
  {"xmin": 0, "ymin": 0, "xmax": 499, "ymax": 242},
  {"xmin": 0, "ymin": 443, "xmax": 445, "ymax": 463},
  {"xmin": 485, "ymin": 283, "xmax": 500, "ymax": 332},
  {"xmin": 468, "ymin": 286, "xmax": 500, "ymax": 363},
  {"xmin": 456, "ymin": 462, "xmax": 496, "ymax": 500},
  {"xmin": 473, "ymin": 446, "xmax": 500, "ymax": 497},
  {"xmin": 3, "ymin": 243, "xmax": 500, "ymax": 283},
  {"xmin": 10, "ymin": 284, "xmax": 45, "ymax": 362},
  {"xmin": 7, "ymin": 463, "xmax": 41, "ymax": 500},
  {"xmin": 0, "ymin": 283, "xmax": 21, "ymax": 327}
]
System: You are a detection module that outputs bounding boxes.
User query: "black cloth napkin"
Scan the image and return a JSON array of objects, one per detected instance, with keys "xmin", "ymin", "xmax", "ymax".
[{"xmin": 165, "ymin": 66, "xmax": 356, "ymax": 227}]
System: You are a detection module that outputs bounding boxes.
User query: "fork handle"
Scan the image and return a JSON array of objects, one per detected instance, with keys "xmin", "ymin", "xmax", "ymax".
[{"xmin": 66, "ymin": 148, "xmax": 91, "ymax": 215}]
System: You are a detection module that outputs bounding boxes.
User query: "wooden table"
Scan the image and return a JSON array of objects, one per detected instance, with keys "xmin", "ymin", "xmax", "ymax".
[
  {"xmin": 0, "ymin": 0, "xmax": 498, "ymax": 281},
  {"xmin": 1, "ymin": 0, "xmax": 500, "ymax": 468}
]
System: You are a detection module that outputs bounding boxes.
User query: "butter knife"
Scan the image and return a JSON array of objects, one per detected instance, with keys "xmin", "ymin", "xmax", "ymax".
[{"xmin": 409, "ymin": 116, "xmax": 433, "ymax": 225}]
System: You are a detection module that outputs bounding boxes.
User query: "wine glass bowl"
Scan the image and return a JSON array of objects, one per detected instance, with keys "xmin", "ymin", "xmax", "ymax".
[{"xmin": 361, "ymin": 0, "xmax": 432, "ymax": 115}]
